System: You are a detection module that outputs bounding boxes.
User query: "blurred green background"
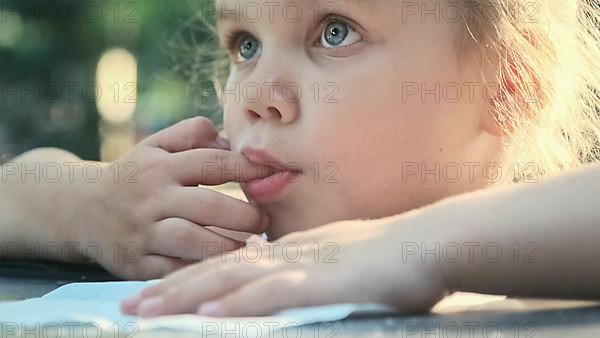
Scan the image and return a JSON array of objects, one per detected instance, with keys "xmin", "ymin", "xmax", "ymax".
[{"xmin": 0, "ymin": 0, "xmax": 221, "ymax": 162}]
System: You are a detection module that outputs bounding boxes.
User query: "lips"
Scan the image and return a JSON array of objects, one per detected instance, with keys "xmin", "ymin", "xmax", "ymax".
[{"xmin": 241, "ymin": 147, "xmax": 301, "ymax": 203}]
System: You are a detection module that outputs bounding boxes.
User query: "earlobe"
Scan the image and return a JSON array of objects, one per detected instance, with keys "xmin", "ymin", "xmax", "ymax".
[{"xmin": 481, "ymin": 97, "xmax": 507, "ymax": 138}]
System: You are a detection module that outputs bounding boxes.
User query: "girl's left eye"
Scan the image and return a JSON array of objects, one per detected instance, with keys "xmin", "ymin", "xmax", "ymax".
[{"xmin": 320, "ymin": 19, "xmax": 363, "ymax": 49}]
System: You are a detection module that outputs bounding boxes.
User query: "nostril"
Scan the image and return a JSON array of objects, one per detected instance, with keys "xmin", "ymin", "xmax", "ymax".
[
  {"xmin": 247, "ymin": 109, "xmax": 261, "ymax": 120},
  {"xmin": 267, "ymin": 107, "xmax": 282, "ymax": 119},
  {"xmin": 247, "ymin": 107, "xmax": 284, "ymax": 121}
]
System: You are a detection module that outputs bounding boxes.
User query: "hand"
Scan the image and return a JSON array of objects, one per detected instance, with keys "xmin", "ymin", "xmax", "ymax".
[
  {"xmin": 120, "ymin": 216, "xmax": 451, "ymax": 317},
  {"xmin": 76, "ymin": 117, "xmax": 272, "ymax": 280}
]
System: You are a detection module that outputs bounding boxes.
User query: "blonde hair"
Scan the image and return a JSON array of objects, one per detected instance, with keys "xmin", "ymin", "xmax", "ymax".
[
  {"xmin": 173, "ymin": 0, "xmax": 600, "ymax": 181},
  {"xmin": 462, "ymin": 0, "xmax": 600, "ymax": 180}
]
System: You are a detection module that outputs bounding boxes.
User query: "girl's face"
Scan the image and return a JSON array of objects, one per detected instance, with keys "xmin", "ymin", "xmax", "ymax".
[{"xmin": 221, "ymin": 0, "xmax": 503, "ymax": 238}]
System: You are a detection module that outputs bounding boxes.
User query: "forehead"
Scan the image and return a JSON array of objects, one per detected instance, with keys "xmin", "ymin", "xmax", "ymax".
[
  {"xmin": 214, "ymin": 0, "xmax": 375, "ymax": 24},
  {"xmin": 215, "ymin": 0, "xmax": 371, "ymax": 8}
]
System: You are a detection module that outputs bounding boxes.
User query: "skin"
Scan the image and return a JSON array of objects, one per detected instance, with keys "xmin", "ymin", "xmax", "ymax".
[
  {"xmin": 122, "ymin": 162, "xmax": 600, "ymax": 317},
  {"xmin": 0, "ymin": 117, "xmax": 273, "ymax": 279},
  {"xmin": 220, "ymin": 0, "xmax": 504, "ymax": 239},
  {"xmin": 119, "ymin": 0, "xmax": 558, "ymax": 316}
]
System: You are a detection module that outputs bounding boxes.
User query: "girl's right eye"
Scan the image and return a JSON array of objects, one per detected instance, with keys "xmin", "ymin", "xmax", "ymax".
[
  {"xmin": 320, "ymin": 18, "xmax": 362, "ymax": 49},
  {"xmin": 224, "ymin": 32, "xmax": 261, "ymax": 63}
]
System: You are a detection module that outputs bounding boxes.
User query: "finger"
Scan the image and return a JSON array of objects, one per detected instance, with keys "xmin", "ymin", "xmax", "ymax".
[
  {"xmin": 135, "ymin": 262, "xmax": 212, "ymax": 300},
  {"xmin": 127, "ymin": 244, "xmax": 255, "ymax": 301},
  {"xmin": 165, "ymin": 187, "xmax": 270, "ymax": 233},
  {"xmin": 136, "ymin": 250, "xmax": 239, "ymax": 297},
  {"xmin": 167, "ymin": 148, "xmax": 273, "ymax": 186},
  {"xmin": 121, "ymin": 294, "xmax": 143, "ymax": 315},
  {"xmin": 124, "ymin": 242, "xmax": 268, "ymax": 313},
  {"xmin": 148, "ymin": 218, "xmax": 244, "ymax": 260},
  {"xmin": 142, "ymin": 117, "xmax": 222, "ymax": 153},
  {"xmin": 136, "ymin": 264, "xmax": 267, "ymax": 317},
  {"xmin": 121, "ymin": 263, "xmax": 201, "ymax": 315},
  {"xmin": 208, "ymin": 226, "xmax": 254, "ymax": 242},
  {"xmin": 215, "ymin": 137, "xmax": 231, "ymax": 150},
  {"xmin": 127, "ymin": 255, "xmax": 191, "ymax": 280},
  {"xmin": 197, "ymin": 270, "xmax": 320, "ymax": 317},
  {"xmin": 120, "ymin": 255, "xmax": 193, "ymax": 315}
]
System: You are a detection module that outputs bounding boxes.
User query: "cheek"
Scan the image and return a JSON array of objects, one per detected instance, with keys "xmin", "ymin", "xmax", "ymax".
[
  {"xmin": 300, "ymin": 71, "xmax": 480, "ymax": 217},
  {"xmin": 310, "ymin": 75, "xmax": 442, "ymax": 164},
  {"xmin": 223, "ymin": 103, "xmax": 243, "ymax": 146},
  {"xmin": 222, "ymin": 74, "xmax": 244, "ymax": 144},
  {"xmin": 302, "ymin": 91, "xmax": 428, "ymax": 206}
]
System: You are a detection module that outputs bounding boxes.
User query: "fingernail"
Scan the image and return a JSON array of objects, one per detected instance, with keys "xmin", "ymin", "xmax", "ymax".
[
  {"xmin": 137, "ymin": 297, "xmax": 165, "ymax": 317},
  {"xmin": 198, "ymin": 301, "xmax": 225, "ymax": 317},
  {"xmin": 245, "ymin": 234, "xmax": 263, "ymax": 245},
  {"xmin": 216, "ymin": 137, "xmax": 231, "ymax": 150}
]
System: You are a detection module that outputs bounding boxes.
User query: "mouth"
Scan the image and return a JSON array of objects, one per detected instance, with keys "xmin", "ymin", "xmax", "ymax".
[{"xmin": 240, "ymin": 147, "xmax": 301, "ymax": 204}]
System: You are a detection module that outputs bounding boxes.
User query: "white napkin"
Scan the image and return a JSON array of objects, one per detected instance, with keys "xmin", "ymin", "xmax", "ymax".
[{"xmin": 0, "ymin": 281, "xmax": 395, "ymax": 336}]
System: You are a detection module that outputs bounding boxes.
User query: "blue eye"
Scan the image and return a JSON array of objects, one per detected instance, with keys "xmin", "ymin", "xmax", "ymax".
[
  {"xmin": 238, "ymin": 35, "xmax": 261, "ymax": 60},
  {"xmin": 224, "ymin": 32, "xmax": 261, "ymax": 63},
  {"xmin": 321, "ymin": 20, "xmax": 362, "ymax": 48}
]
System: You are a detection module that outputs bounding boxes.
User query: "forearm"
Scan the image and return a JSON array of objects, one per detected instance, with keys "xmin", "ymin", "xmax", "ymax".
[
  {"xmin": 0, "ymin": 148, "xmax": 99, "ymax": 262},
  {"xmin": 422, "ymin": 163, "xmax": 600, "ymax": 299}
]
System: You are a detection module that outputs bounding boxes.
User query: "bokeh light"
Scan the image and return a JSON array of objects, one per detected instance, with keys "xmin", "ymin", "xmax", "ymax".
[
  {"xmin": 96, "ymin": 48, "xmax": 138, "ymax": 124},
  {"xmin": 0, "ymin": 10, "xmax": 24, "ymax": 48}
]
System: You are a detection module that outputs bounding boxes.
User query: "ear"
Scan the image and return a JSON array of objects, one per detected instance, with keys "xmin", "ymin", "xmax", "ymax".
[{"xmin": 482, "ymin": 50, "xmax": 542, "ymax": 138}]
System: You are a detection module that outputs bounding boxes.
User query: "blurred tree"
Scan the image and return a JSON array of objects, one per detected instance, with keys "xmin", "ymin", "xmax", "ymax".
[{"xmin": 0, "ymin": 0, "xmax": 219, "ymax": 162}]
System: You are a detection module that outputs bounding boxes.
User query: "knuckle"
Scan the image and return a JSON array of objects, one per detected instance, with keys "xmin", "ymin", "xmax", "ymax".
[
  {"xmin": 189, "ymin": 116, "xmax": 216, "ymax": 136},
  {"xmin": 264, "ymin": 276, "xmax": 287, "ymax": 291},
  {"xmin": 211, "ymin": 269, "xmax": 237, "ymax": 289},
  {"xmin": 170, "ymin": 224, "xmax": 198, "ymax": 251},
  {"xmin": 260, "ymin": 273, "xmax": 302, "ymax": 300},
  {"xmin": 140, "ymin": 284, "xmax": 162, "ymax": 298},
  {"xmin": 162, "ymin": 287, "xmax": 184, "ymax": 304},
  {"xmin": 211, "ymin": 150, "xmax": 226, "ymax": 164},
  {"xmin": 141, "ymin": 154, "xmax": 167, "ymax": 177}
]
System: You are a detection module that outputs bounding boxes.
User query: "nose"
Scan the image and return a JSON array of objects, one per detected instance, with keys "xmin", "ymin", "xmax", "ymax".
[{"xmin": 245, "ymin": 81, "xmax": 300, "ymax": 125}]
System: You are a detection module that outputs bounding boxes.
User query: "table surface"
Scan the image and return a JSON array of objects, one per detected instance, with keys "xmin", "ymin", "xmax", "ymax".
[{"xmin": 1, "ymin": 261, "xmax": 600, "ymax": 337}]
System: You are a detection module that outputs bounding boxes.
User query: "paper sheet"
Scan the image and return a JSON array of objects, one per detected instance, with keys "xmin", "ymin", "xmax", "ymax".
[{"xmin": 0, "ymin": 281, "xmax": 395, "ymax": 336}]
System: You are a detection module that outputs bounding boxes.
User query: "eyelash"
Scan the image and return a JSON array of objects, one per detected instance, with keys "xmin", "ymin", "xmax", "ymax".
[
  {"xmin": 318, "ymin": 15, "xmax": 361, "ymax": 49},
  {"xmin": 222, "ymin": 29, "xmax": 247, "ymax": 55},
  {"xmin": 221, "ymin": 14, "xmax": 360, "ymax": 61}
]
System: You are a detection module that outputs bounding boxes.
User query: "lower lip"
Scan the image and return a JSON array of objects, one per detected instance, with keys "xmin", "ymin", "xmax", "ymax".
[{"xmin": 242, "ymin": 170, "xmax": 300, "ymax": 203}]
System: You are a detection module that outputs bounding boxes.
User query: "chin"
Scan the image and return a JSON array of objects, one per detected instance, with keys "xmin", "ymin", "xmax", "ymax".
[{"xmin": 266, "ymin": 218, "xmax": 311, "ymax": 240}]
